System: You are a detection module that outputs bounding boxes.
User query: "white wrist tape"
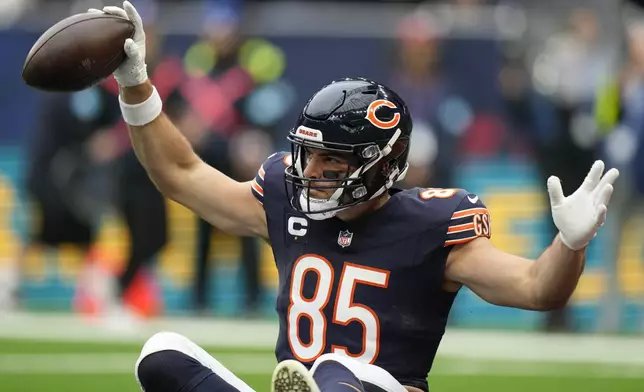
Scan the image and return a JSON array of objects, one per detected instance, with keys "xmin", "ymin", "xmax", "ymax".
[{"xmin": 119, "ymin": 86, "xmax": 163, "ymax": 126}]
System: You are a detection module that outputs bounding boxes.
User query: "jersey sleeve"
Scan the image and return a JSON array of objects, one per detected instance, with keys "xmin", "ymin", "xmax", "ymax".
[
  {"xmin": 251, "ymin": 151, "xmax": 291, "ymax": 207},
  {"xmin": 443, "ymin": 192, "xmax": 491, "ymax": 247}
]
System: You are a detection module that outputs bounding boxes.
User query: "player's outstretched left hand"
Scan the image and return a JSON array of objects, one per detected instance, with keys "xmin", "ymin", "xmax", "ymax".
[{"xmin": 547, "ymin": 160, "xmax": 619, "ymax": 251}]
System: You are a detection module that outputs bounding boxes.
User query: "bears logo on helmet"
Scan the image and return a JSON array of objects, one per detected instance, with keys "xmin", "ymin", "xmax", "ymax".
[{"xmin": 365, "ymin": 99, "xmax": 401, "ymax": 130}]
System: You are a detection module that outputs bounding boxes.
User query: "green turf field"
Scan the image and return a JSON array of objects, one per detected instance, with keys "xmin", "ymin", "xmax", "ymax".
[{"xmin": 1, "ymin": 339, "xmax": 642, "ymax": 392}]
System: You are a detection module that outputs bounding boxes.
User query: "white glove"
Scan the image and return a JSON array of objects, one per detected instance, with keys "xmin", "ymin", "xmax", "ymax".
[
  {"xmin": 88, "ymin": 1, "xmax": 148, "ymax": 87},
  {"xmin": 548, "ymin": 160, "xmax": 619, "ymax": 251}
]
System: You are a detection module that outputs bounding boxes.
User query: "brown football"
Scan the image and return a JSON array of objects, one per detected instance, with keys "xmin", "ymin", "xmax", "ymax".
[{"xmin": 22, "ymin": 12, "xmax": 134, "ymax": 92}]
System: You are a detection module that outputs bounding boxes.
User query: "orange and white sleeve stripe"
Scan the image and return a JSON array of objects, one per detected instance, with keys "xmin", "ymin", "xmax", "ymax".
[
  {"xmin": 251, "ymin": 164, "xmax": 266, "ymax": 205},
  {"xmin": 444, "ymin": 207, "xmax": 491, "ymax": 247}
]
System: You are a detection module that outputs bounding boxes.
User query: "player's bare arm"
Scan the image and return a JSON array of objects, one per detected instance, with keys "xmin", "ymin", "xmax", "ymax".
[
  {"xmin": 445, "ymin": 160, "xmax": 618, "ymax": 311},
  {"xmin": 444, "ymin": 235, "xmax": 585, "ymax": 310},
  {"xmin": 99, "ymin": 3, "xmax": 267, "ymax": 238}
]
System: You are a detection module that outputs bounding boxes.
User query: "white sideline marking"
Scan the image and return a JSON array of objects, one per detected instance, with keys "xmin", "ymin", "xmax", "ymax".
[
  {"xmin": 1, "ymin": 312, "xmax": 644, "ymax": 366},
  {"xmin": 0, "ymin": 353, "xmax": 643, "ymax": 378}
]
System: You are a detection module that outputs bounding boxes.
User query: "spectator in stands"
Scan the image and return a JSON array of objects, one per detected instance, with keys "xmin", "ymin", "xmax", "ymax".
[
  {"xmin": 182, "ymin": 0, "xmax": 293, "ymax": 316},
  {"xmin": 77, "ymin": 0, "xmax": 179, "ymax": 329},
  {"xmin": 19, "ymin": 63, "xmax": 118, "ymax": 316},
  {"xmin": 528, "ymin": 7, "xmax": 614, "ymax": 331},
  {"xmin": 595, "ymin": 21, "xmax": 644, "ymax": 333},
  {"xmin": 388, "ymin": 9, "xmax": 465, "ymax": 189}
]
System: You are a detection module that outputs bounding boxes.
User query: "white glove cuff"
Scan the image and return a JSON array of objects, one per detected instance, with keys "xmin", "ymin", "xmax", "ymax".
[
  {"xmin": 558, "ymin": 232, "xmax": 585, "ymax": 251},
  {"xmin": 119, "ymin": 86, "xmax": 162, "ymax": 126}
]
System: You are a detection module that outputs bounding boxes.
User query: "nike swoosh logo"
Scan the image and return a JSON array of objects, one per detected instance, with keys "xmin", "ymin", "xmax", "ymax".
[
  {"xmin": 467, "ymin": 195, "xmax": 479, "ymax": 204},
  {"xmin": 338, "ymin": 382, "xmax": 363, "ymax": 392}
]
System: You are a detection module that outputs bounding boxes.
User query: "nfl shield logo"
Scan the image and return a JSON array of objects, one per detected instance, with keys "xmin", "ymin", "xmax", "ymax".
[{"xmin": 337, "ymin": 230, "xmax": 354, "ymax": 248}]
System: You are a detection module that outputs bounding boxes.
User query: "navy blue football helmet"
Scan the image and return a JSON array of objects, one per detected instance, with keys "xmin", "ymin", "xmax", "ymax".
[{"xmin": 285, "ymin": 77, "xmax": 413, "ymax": 219}]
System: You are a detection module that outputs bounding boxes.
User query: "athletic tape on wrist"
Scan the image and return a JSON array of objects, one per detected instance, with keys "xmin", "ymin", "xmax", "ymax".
[{"xmin": 119, "ymin": 86, "xmax": 163, "ymax": 126}]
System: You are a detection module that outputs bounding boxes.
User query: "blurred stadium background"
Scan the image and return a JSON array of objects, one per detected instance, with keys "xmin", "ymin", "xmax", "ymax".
[{"xmin": 0, "ymin": 0, "xmax": 644, "ymax": 391}]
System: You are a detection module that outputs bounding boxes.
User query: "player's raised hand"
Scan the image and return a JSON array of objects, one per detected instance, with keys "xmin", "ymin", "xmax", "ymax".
[
  {"xmin": 547, "ymin": 160, "xmax": 619, "ymax": 251},
  {"xmin": 88, "ymin": 1, "xmax": 147, "ymax": 87}
]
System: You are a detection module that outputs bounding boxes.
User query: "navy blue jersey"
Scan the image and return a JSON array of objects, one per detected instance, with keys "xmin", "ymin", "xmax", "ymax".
[{"xmin": 252, "ymin": 152, "xmax": 491, "ymax": 391}]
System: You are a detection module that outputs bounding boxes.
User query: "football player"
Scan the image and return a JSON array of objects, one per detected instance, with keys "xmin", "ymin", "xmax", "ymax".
[{"xmin": 96, "ymin": 3, "xmax": 619, "ymax": 392}]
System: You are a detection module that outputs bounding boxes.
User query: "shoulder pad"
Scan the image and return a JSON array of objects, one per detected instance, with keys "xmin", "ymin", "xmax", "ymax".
[
  {"xmin": 441, "ymin": 189, "xmax": 491, "ymax": 247},
  {"xmin": 251, "ymin": 152, "xmax": 291, "ymax": 207},
  {"xmin": 407, "ymin": 188, "xmax": 491, "ymax": 246}
]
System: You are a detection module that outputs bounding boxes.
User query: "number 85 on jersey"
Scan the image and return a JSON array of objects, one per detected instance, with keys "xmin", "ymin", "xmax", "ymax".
[{"xmin": 287, "ymin": 254, "xmax": 390, "ymax": 364}]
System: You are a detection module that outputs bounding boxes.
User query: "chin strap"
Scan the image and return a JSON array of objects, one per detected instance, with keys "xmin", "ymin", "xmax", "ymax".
[{"xmin": 292, "ymin": 128, "xmax": 405, "ymax": 217}]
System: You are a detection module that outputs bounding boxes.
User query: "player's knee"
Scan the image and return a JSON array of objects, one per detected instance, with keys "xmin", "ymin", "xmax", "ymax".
[
  {"xmin": 136, "ymin": 349, "xmax": 206, "ymax": 392},
  {"xmin": 135, "ymin": 332, "xmax": 193, "ymax": 388},
  {"xmin": 138, "ymin": 331, "xmax": 192, "ymax": 360},
  {"xmin": 136, "ymin": 349, "xmax": 170, "ymax": 391},
  {"xmin": 136, "ymin": 332, "xmax": 216, "ymax": 392}
]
